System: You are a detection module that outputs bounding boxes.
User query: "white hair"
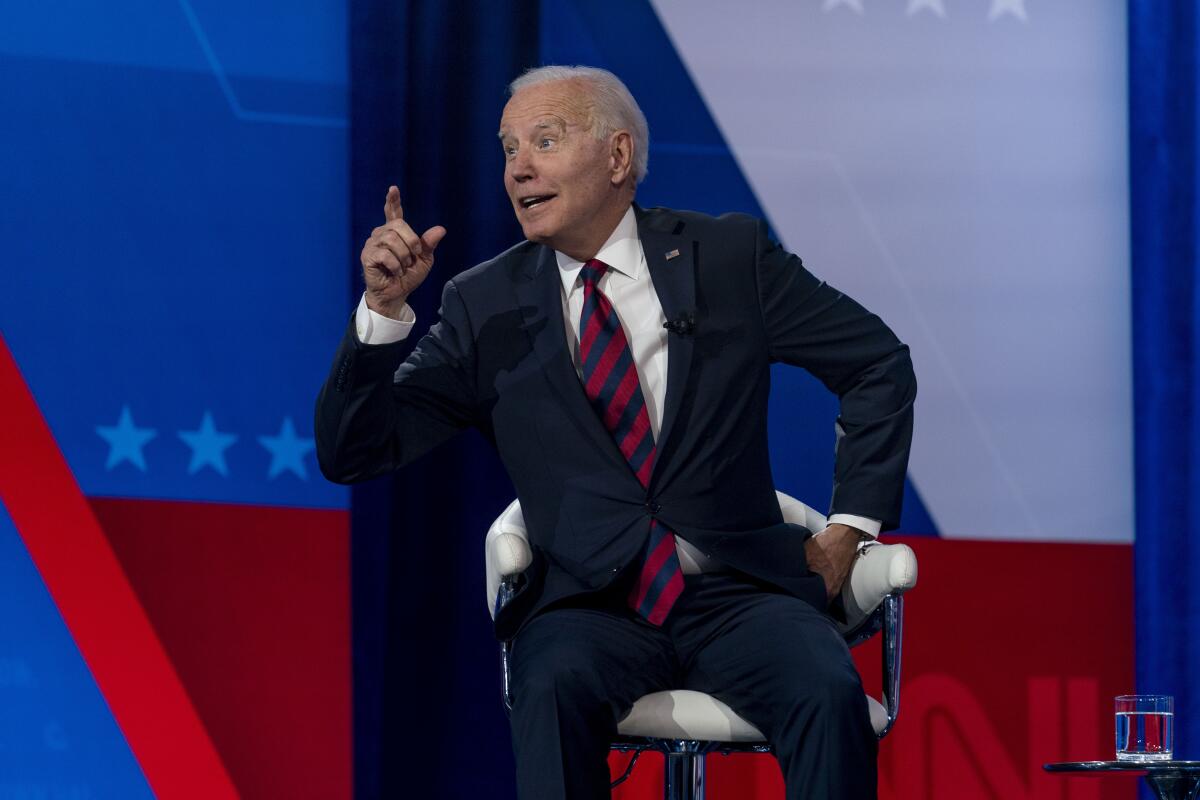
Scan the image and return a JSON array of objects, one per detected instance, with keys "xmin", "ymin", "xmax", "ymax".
[{"xmin": 508, "ymin": 65, "xmax": 650, "ymax": 184}]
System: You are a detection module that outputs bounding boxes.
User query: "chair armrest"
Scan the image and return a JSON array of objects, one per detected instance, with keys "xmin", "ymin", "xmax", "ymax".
[
  {"xmin": 838, "ymin": 542, "xmax": 917, "ymax": 635},
  {"xmin": 485, "ymin": 499, "xmax": 532, "ymax": 619}
]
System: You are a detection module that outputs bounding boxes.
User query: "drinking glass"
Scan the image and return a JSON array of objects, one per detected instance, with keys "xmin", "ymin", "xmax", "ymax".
[{"xmin": 1115, "ymin": 695, "xmax": 1173, "ymax": 762}]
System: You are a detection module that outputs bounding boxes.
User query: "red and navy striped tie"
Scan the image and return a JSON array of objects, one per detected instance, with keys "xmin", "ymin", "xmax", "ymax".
[{"xmin": 578, "ymin": 258, "xmax": 684, "ymax": 625}]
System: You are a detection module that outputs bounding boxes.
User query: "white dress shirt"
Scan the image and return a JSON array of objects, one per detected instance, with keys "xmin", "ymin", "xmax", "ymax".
[{"xmin": 354, "ymin": 206, "xmax": 881, "ymax": 569}]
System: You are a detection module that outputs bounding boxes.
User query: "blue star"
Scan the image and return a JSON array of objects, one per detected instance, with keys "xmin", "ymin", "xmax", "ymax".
[
  {"xmin": 96, "ymin": 406, "xmax": 157, "ymax": 471},
  {"xmin": 257, "ymin": 417, "xmax": 316, "ymax": 480},
  {"xmin": 178, "ymin": 411, "xmax": 238, "ymax": 476}
]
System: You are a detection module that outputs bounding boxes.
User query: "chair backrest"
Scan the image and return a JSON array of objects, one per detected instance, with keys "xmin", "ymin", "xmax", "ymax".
[
  {"xmin": 484, "ymin": 498, "xmax": 528, "ymax": 618},
  {"xmin": 773, "ymin": 490, "xmax": 829, "ymax": 532}
]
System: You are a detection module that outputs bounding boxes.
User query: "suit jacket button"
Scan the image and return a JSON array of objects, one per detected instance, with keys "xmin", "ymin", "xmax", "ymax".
[{"xmin": 645, "ymin": 501, "xmax": 661, "ymax": 515}]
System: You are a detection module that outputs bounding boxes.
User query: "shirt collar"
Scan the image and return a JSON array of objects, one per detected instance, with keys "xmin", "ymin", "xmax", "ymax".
[{"xmin": 555, "ymin": 205, "xmax": 642, "ymax": 294}]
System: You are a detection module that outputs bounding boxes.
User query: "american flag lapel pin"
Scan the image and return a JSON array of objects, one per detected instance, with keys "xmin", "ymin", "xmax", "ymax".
[{"xmin": 665, "ymin": 248, "xmax": 680, "ymax": 261}]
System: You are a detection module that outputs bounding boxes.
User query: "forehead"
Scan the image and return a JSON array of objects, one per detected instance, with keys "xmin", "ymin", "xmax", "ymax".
[{"xmin": 499, "ymin": 81, "xmax": 592, "ymax": 136}]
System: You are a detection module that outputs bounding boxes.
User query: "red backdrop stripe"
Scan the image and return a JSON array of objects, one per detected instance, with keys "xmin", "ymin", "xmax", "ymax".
[{"xmin": 0, "ymin": 336, "xmax": 238, "ymax": 799}]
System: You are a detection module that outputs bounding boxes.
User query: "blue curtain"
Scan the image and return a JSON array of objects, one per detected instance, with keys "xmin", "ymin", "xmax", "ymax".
[
  {"xmin": 349, "ymin": 2, "xmax": 538, "ymax": 797},
  {"xmin": 1129, "ymin": 0, "xmax": 1200, "ymax": 768}
]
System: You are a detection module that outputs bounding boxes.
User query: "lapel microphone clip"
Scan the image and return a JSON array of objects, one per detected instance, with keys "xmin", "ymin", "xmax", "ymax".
[{"xmin": 664, "ymin": 311, "xmax": 696, "ymax": 337}]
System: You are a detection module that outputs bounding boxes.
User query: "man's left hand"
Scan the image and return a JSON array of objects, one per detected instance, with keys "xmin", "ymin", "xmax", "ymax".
[{"xmin": 804, "ymin": 524, "xmax": 869, "ymax": 602}]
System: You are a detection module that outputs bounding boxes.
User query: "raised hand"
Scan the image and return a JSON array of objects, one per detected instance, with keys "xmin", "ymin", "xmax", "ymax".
[{"xmin": 360, "ymin": 186, "xmax": 447, "ymax": 318}]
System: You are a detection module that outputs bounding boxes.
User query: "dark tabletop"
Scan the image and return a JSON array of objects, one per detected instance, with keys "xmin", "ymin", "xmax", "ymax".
[{"xmin": 1045, "ymin": 761, "xmax": 1200, "ymax": 774}]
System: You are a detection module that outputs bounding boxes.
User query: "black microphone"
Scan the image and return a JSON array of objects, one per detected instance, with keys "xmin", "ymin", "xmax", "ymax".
[{"xmin": 664, "ymin": 311, "xmax": 696, "ymax": 337}]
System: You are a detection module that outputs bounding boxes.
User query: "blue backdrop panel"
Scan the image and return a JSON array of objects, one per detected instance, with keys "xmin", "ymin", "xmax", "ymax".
[
  {"xmin": 0, "ymin": 502, "xmax": 154, "ymax": 798},
  {"xmin": 0, "ymin": 0, "xmax": 349, "ymax": 511},
  {"xmin": 1129, "ymin": 0, "xmax": 1200, "ymax": 773},
  {"xmin": 0, "ymin": 0, "xmax": 346, "ymax": 89}
]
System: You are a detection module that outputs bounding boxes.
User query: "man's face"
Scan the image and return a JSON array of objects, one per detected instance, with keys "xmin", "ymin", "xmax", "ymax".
[{"xmin": 499, "ymin": 81, "xmax": 623, "ymax": 256}]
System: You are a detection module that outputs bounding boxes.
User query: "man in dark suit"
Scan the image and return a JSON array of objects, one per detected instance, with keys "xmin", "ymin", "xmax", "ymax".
[{"xmin": 317, "ymin": 65, "xmax": 914, "ymax": 799}]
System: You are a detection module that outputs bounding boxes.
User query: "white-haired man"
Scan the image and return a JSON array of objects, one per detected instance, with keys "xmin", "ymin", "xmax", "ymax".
[{"xmin": 317, "ymin": 65, "xmax": 914, "ymax": 799}]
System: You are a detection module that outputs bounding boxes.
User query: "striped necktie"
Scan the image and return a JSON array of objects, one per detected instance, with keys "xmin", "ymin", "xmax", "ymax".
[{"xmin": 578, "ymin": 258, "xmax": 684, "ymax": 625}]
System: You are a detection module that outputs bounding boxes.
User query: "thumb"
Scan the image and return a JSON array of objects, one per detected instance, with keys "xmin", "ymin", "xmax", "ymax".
[{"xmin": 421, "ymin": 225, "xmax": 447, "ymax": 254}]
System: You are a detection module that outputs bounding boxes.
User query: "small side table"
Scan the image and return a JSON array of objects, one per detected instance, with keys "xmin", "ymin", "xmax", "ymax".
[{"xmin": 1044, "ymin": 760, "xmax": 1200, "ymax": 800}]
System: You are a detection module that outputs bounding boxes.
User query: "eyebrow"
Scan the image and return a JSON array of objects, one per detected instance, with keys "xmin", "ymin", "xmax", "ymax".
[{"xmin": 497, "ymin": 117, "xmax": 568, "ymax": 140}]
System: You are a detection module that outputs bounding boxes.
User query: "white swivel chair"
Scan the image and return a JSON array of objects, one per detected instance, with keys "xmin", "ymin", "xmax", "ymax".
[{"xmin": 484, "ymin": 492, "xmax": 918, "ymax": 800}]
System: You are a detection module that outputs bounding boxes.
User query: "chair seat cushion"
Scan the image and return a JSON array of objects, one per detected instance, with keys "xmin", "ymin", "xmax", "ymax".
[
  {"xmin": 617, "ymin": 690, "xmax": 766, "ymax": 742},
  {"xmin": 616, "ymin": 689, "xmax": 891, "ymax": 742}
]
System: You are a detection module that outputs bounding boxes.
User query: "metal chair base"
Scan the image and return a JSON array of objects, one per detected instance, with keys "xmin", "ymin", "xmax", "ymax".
[
  {"xmin": 664, "ymin": 749, "xmax": 704, "ymax": 800},
  {"xmin": 612, "ymin": 738, "xmax": 773, "ymax": 800}
]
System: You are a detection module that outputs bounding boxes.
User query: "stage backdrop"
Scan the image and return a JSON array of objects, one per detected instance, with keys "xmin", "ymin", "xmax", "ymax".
[
  {"xmin": 0, "ymin": 1, "xmax": 1148, "ymax": 798},
  {"xmin": 0, "ymin": 0, "xmax": 352, "ymax": 797}
]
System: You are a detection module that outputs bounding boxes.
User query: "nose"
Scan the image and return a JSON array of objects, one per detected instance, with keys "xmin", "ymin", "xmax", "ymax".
[{"xmin": 508, "ymin": 146, "xmax": 534, "ymax": 182}]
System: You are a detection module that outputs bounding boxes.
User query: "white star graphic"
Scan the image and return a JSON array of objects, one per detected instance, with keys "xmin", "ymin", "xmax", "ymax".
[
  {"xmin": 257, "ymin": 417, "xmax": 316, "ymax": 480},
  {"xmin": 96, "ymin": 406, "xmax": 157, "ymax": 471},
  {"xmin": 823, "ymin": 0, "xmax": 864, "ymax": 15},
  {"xmin": 989, "ymin": 0, "xmax": 1028, "ymax": 23},
  {"xmin": 907, "ymin": 0, "xmax": 946, "ymax": 18},
  {"xmin": 178, "ymin": 411, "xmax": 238, "ymax": 477}
]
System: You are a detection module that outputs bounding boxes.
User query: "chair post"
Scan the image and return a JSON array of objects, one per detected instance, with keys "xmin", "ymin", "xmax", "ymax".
[
  {"xmin": 662, "ymin": 741, "xmax": 706, "ymax": 800},
  {"xmin": 879, "ymin": 593, "xmax": 904, "ymax": 738}
]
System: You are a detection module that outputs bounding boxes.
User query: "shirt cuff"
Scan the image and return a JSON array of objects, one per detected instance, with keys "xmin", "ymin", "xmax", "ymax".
[
  {"xmin": 827, "ymin": 514, "xmax": 881, "ymax": 539},
  {"xmin": 355, "ymin": 293, "xmax": 415, "ymax": 344}
]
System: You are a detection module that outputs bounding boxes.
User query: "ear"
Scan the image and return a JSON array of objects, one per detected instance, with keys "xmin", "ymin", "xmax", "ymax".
[{"xmin": 609, "ymin": 130, "xmax": 634, "ymax": 185}]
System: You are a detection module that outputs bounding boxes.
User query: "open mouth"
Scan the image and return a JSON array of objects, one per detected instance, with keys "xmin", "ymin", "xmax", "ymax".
[{"xmin": 519, "ymin": 194, "xmax": 556, "ymax": 210}]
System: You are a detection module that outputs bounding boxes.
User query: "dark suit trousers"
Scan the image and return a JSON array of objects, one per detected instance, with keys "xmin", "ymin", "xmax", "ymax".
[{"xmin": 508, "ymin": 571, "xmax": 878, "ymax": 800}]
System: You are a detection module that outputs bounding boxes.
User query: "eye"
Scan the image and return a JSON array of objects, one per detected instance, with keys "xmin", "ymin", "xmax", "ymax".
[{"xmin": 538, "ymin": 137, "xmax": 555, "ymax": 149}]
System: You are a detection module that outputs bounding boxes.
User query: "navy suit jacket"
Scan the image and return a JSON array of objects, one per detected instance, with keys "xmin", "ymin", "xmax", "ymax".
[{"xmin": 316, "ymin": 205, "xmax": 916, "ymax": 639}]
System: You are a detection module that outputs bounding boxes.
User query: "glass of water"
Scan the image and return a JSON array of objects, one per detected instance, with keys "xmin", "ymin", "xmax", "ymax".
[{"xmin": 1115, "ymin": 695, "xmax": 1173, "ymax": 762}]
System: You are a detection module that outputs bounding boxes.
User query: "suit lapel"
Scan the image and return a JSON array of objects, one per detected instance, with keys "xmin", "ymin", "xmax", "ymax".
[
  {"xmin": 637, "ymin": 208, "xmax": 696, "ymax": 486},
  {"xmin": 514, "ymin": 245, "xmax": 627, "ymax": 465}
]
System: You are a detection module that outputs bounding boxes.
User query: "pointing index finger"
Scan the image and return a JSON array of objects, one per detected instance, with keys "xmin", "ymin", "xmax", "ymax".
[{"xmin": 384, "ymin": 185, "xmax": 404, "ymax": 222}]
